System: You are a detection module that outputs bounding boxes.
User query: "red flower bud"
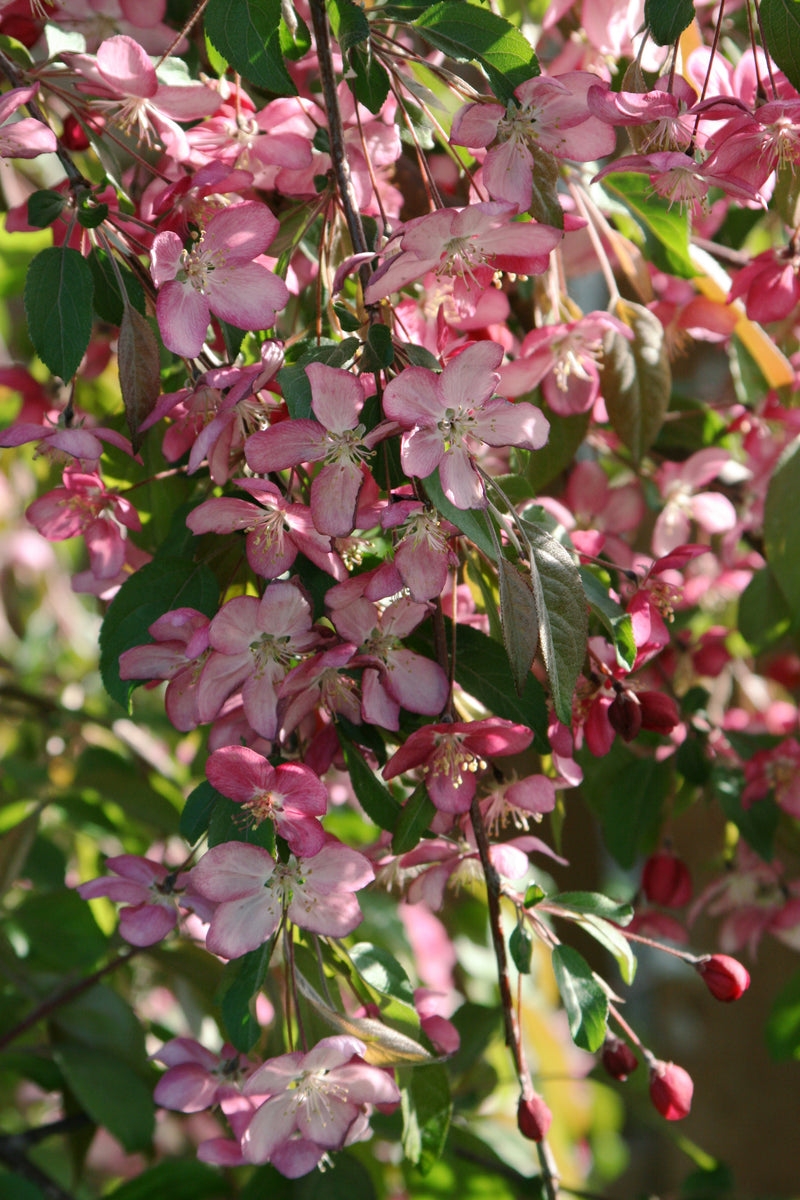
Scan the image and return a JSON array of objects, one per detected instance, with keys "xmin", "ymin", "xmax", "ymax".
[
  {"xmin": 649, "ymin": 1060, "xmax": 693, "ymax": 1120},
  {"xmin": 641, "ymin": 851, "xmax": 692, "ymax": 907},
  {"xmin": 601, "ymin": 1035, "xmax": 639, "ymax": 1081},
  {"xmin": 695, "ymin": 954, "xmax": 750, "ymax": 1002},
  {"xmin": 517, "ymin": 1093, "xmax": 553, "ymax": 1142},
  {"xmin": 608, "ymin": 689, "xmax": 642, "ymax": 741},
  {"xmin": 638, "ymin": 690, "xmax": 680, "ymax": 734},
  {"xmin": 61, "ymin": 115, "xmax": 90, "ymax": 151}
]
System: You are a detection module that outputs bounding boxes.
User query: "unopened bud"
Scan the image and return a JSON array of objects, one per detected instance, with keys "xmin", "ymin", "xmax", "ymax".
[
  {"xmin": 517, "ymin": 1093, "xmax": 552, "ymax": 1142},
  {"xmin": 601, "ymin": 1035, "xmax": 639, "ymax": 1081},
  {"xmin": 638, "ymin": 690, "xmax": 680, "ymax": 734},
  {"xmin": 641, "ymin": 851, "xmax": 692, "ymax": 907},
  {"xmin": 649, "ymin": 1060, "xmax": 693, "ymax": 1120},
  {"xmin": 695, "ymin": 954, "xmax": 750, "ymax": 1002},
  {"xmin": 61, "ymin": 114, "xmax": 90, "ymax": 151},
  {"xmin": 608, "ymin": 689, "xmax": 642, "ymax": 741}
]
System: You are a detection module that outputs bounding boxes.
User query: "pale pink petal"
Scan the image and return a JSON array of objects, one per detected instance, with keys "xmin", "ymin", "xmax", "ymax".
[
  {"xmin": 439, "ymin": 447, "xmax": 484, "ymax": 508},
  {"xmin": 245, "ymin": 420, "xmax": 329, "ymax": 472},
  {"xmin": 207, "ymin": 892, "xmax": 283, "ymax": 958},
  {"xmin": 385, "ymin": 649, "xmax": 448, "ymax": 715},
  {"xmin": 382, "ymin": 367, "xmax": 445, "ymax": 426},
  {"xmin": 474, "ymin": 398, "xmax": 549, "ymax": 449},
  {"xmin": 450, "ymin": 101, "xmax": 505, "ymax": 147},
  {"xmin": 400, "ymin": 426, "xmax": 444, "ymax": 478},
  {"xmin": 690, "ymin": 491, "xmax": 737, "ymax": 534},
  {"xmin": 191, "ymin": 843, "xmax": 274, "ymax": 900},
  {"xmin": 440, "ymin": 341, "xmax": 503, "ymax": 409},
  {"xmin": 154, "ymin": 1063, "xmax": 219, "ymax": 1112},
  {"xmin": 203, "ymin": 202, "xmax": 279, "ymax": 261},
  {"xmin": 310, "ymin": 462, "xmax": 363, "ymax": 536},
  {"xmin": 119, "ymin": 903, "xmax": 177, "ymax": 946},
  {"xmin": 306, "ymin": 362, "xmax": 364, "ymax": 432},
  {"xmin": 96, "ymin": 35, "xmax": 158, "ymax": 99},
  {"xmin": 242, "ymin": 1096, "xmax": 297, "ymax": 1163},
  {"xmin": 157, "ymin": 280, "xmax": 210, "ymax": 357},
  {"xmin": 483, "ymin": 138, "xmax": 533, "ymax": 211},
  {"xmin": 0, "ymin": 119, "xmax": 58, "ymax": 158},
  {"xmin": 208, "ymin": 261, "xmax": 289, "ymax": 331},
  {"xmin": 207, "ymin": 745, "xmax": 272, "ymax": 802}
]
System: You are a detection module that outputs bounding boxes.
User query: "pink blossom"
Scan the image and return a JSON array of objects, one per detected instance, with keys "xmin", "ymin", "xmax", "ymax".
[
  {"xmin": 652, "ymin": 449, "xmax": 738, "ymax": 557},
  {"xmin": 26, "ymin": 469, "xmax": 141, "ymax": 582},
  {"xmin": 728, "ymin": 244, "xmax": 800, "ymax": 323},
  {"xmin": 451, "ymin": 73, "xmax": 615, "ymax": 211},
  {"xmin": 381, "ymin": 500, "xmax": 459, "ymax": 602},
  {"xmin": 118, "ymin": 608, "xmax": 211, "ymax": 731},
  {"xmin": 279, "ymin": 642, "xmax": 362, "ymax": 734},
  {"xmin": 742, "ymin": 738, "xmax": 800, "ymax": 819},
  {"xmin": 186, "ymin": 479, "xmax": 345, "ymax": 581},
  {"xmin": 0, "ymin": 84, "xmax": 57, "ymax": 158},
  {"xmin": 0, "ymin": 406, "xmax": 135, "ymax": 464},
  {"xmin": 382, "ymin": 341, "xmax": 549, "ymax": 509},
  {"xmin": 244, "ymin": 364, "xmax": 391, "ymax": 537},
  {"xmin": 151, "ymin": 202, "xmax": 289, "ymax": 358},
  {"xmin": 76, "ymin": 854, "xmax": 212, "ymax": 946},
  {"xmin": 688, "ymin": 845, "xmax": 800, "ymax": 956},
  {"xmin": 241, "ymin": 1036, "xmax": 400, "ymax": 1175},
  {"xmin": 197, "ymin": 581, "xmax": 319, "ymax": 739},
  {"xmin": 206, "ymin": 745, "xmax": 328, "ymax": 856},
  {"xmin": 383, "ymin": 718, "xmax": 535, "ymax": 814},
  {"xmin": 364, "ymin": 201, "xmax": 562, "ymax": 303},
  {"xmin": 190, "ymin": 839, "xmax": 374, "ymax": 958},
  {"xmin": 153, "ymin": 1038, "xmax": 253, "ymax": 1113}
]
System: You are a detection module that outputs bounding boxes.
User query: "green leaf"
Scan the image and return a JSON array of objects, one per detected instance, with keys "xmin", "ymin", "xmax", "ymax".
[
  {"xmin": 26, "ymin": 189, "xmax": 66, "ymax": 228},
  {"xmin": 526, "ymin": 405, "xmax": 591, "ymax": 493},
  {"xmin": 349, "ymin": 941, "xmax": 415, "ymax": 1006},
  {"xmin": 361, "ymin": 321, "xmax": 395, "ymax": 372},
  {"xmin": 760, "ymin": 0, "xmax": 800, "ymax": 93},
  {"xmin": 401, "ymin": 1063, "xmax": 452, "ymax": 1172},
  {"xmin": 54, "ymin": 1044, "xmax": 155, "ymax": 1153},
  {"xmin": 422, "ymin": 467, "xmax": 497, "ymax": 562},
  {"xmin": 644, "ymin": 0, "xmax": 696, "ymax": 45},
  {"xmin": 221, "ymin": 940, "xmax": 275, "ymax": 1052},
  {"xmin": 180, "ymin": 780, "xmax": 223, "ymax": 844},
  {"xmin": 764, "ymin": 436, "xmax": 800, "ymax": 618},
  {"xmin": 0, "ymin": 1176, "xmax": 45, "ymax": 1200},
  {"xmin": 549, "ymin": 890, "xmax": 633, "ymax": 925},
  {"xmin": 392, "ymin": 783, "xmax": 436, "ymax": 854},
  {"xmin": 521, "ymin": 523, "xmax": 587, "ymax": 726},
  {"xmin": 52, "ymin": 984, "xmax": 148, "ymax": 1069},
  {"xmin": 414, "ymin": 2, "xmax": 539, "ymax": 103},
  {"xmin": 765, "ymin": 969, "xmax": 800, "ymax": 1061},
  {"xmin": 497, "ymin": 558, "xmax": 539, "ymax": 695},
  {"xmin": 601, "ymin": 172, "xmax": 696, "ymax": 279},
  {"xmin": 710, "ymin": 763, "xmax": 778, "ymax": 862},
  {"xmin": 509, "ymin": 919, "xmax": 533, "ymax": 974},
  {"xmin": 348, "ymin": 49, "xmax": 391, "ymax": 111},
  {"xmin": 279, "ymin": 9, "xmax": 311, "ymax": 59},
  {"xmin": 87, "ymin": 248, "xmax": 146, "ymax": 325},
  {"xmin": 12, "ymin": 888, "xmax": 106, "ymax": 970},
  {"xmin": 107, "ymin": 1161, "xmax": 227, "ymax": 1200},
  {"xmin": 551, "ymin": 944, "xmax": 608, "ymax": 1052},
  {"xmin": 580, "ymin": 744, "xmax": 672, "ymax": 868},
  {"xmin": 524, "ymin": 882, "xmax": 545, "ymax": 906},
  {"xmin": 99, "ymin": 551, "xmax": 219, "ymax": 710},
  {"xmin": 205, "ymin": 0, "xmax": 296, "ymax": 94},
  {"xmin": 580, "ymin": 568, "xmax": 636, "ymax": 670},
  {"xmin": 738, "ymin": 566, "xmax": 794, "ymax": 652},
  {"xmin": 598, "ymin": 296, "xmax": 672, "ymax": 464},
  {"xmin": 337, "ymin": 731, "xmax": 401, "ymax": 830},
  {"xmin": 24, "ymin": 246, "xmax": 94, "ymax": 382},
  {"xmin": 76, "ymin": 201, "xmax": 109, "ymax": 229},
  {"xmin": 574, "ymin": 914, "xmax": 637, "ymax": 985},
  {"xmin": 328, "ymin": 0, "xmax": 370, "ymax": 54}
]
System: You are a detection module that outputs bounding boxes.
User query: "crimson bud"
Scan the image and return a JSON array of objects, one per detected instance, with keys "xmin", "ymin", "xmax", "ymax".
[
  {"xmin": 608, "ymin": 689, "xmax": 642, "ymax": 741},
  {"xmin": 695, "ymin": 954, "xmax": 750, "ymax": 1002},
  {"xmin": 601, "ymin": 1035, "xmax": 639, "ymax": 1081},
  {"xmin": 641, "ymin": 851, "xmax": 692, "ymax": 907},
  {"xmin": 517, "ymin": 1093, "xmax": 553, "ymax": 1142},
  {"xmin": 649, "ymin": 1060, "xmax": 693, "ymax": 1120}
]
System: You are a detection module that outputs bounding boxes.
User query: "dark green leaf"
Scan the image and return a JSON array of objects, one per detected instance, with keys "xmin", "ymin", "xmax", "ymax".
[
  {"xmin": 738, "ymin": 565, "xmax": 794, "ymax": 652},
  {"xmin": 328, "ymin": 0, "xmax": 370, "ymax": 54},
  {"xmin": 524, "ymin": 883, "xmax": 545, "ymax": 906},
  {"xmin": 76, "ymin": 202, "xmax": 109, "ymax": 229},
  {"xmin": 348, "ymin": 45, "xmax": 391, "ymax": 113},
  {"xmin": 710, "ymin": 763, "xmax": 778, "ymax": 862},
  {"xmin": 205, "ymin": 0, "xmax": 296, "ymax": 94},
  {"xmin": 551, "ymin": 944, "xmax": 608, "ymax": 1052},
  {"xmin": 571, "ymin": 913, "xmax": 637, "ymax": 984},
  {"xmin": 54, "ymin": 1044, "xmax": 155, "ymax": 1153},
  {"xmin": 24, "ymin": 246, "xmax": 94, "ymax": 382},
  {"xmin": 0, "ymin": 1175, "xmax": 45, "ymax": 1200},
  {"xmin": 528, "ymin": 148, "xmax": 564, "ymax": 228},
  {"xmin": 758, "ymin": 0, "xmax": 800, "ymax": 92},
  {"xmin": 53, "ymin": 984, "xmax": 148, "ymax": 1070},
  {"xmin": 338, "ymin": 731, "xmax": 401, "ymax": 830},
  {"xmin": 598, "ymin": 296, "xmax": 672, "ymax": 464},
  {"xmin": 108, "ymin": 1161, "xmax": 227, "ymax": 1200},
  {"xmin": 12, "ymin": 889, "xmax": 106, "ymax": 970},
  {"xmin": 207, "ymin": 795, "xmax": 275, "ymax": 852},
  {"xmin": 497, "ymin": 557, "xmax": 539, "ymax": 695},
  {"xmin": 180, "ymin": 780, "xmax": 223, "ymax": 844},
  {"xmin": 509, "ymin": 919, "xmax": 533, "ymax": 974},
  {"xmin": 644, "ymin": 0, "xmax": 696, "ymax": 45},
  {"xmin": 580, "ymin": 744, "xmax": 672, "ymax": 868},
  {"xmin": 602, "ymin": 171, "xmax": 696, "ymax": 279},
  {"xmin": 349, "ymin": 942, "xmax": 415, "ymax": 1005},
  {"xmin": 414, "ymin": 2, "xmax": 539, "ymax": 103},
  {"xmin": 580, "ymin": 567, "xmax": 636, "ymax": 670},
  {"xmin": 279, "ymin": 9, "xmax": 311, "ymax": 59},
  {"xmin": 361, "ymin": 322, "xmax": 395, "ymax": 372},
  {"xmin": 26, "ymin": 189, "xmax": 66, "ymax": 228},
  {"xmin": 522, "ymin": 523, "xmax": 587, "ymax": 726},
  {"xmin": 526, "ymin": 405, "xmax": 590, "ymax": 492},
  {"xmin": 401, "ymin": 1063, "xmax": 452, "ymax": 1172},
  {"xmin": 221, "ymin": 940, "xmax": 275, "ymax": 1051},
  {"xmin": 392, "ymin": 783, "xmax": 436, "ymax": 854},
  {"xmin": 549, "ymin": 890, "xmax": 633, "ymax": 925},
  {"xmin": 403, "ymin": 344, "xmax": 441, "ymax": 370},
  {"xmin": 293, "ymin": 1152, "xmax": 376, "ymax": 1200},
  {"xmin": 764, "ymin": 436, "xmax": 800, "ymax": 618},
  {"xmin": 99, "ymin": 552, "xmax": 219, "ymax": 710},
  {"xmin": 87, "ymin": 248, "xmax": 146, "ymax": 325},
  {"xmin": 765, "ymin": 968, "xmax": 800, "ymax": 1061}
]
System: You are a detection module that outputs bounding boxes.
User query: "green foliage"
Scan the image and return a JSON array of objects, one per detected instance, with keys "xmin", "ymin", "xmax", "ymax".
[
  {"xmin": 760, "ymin": 0, "xmax": 800, "ymax": 93},
  {"xmin": 509, "ymin": 918, "xmax": 533, "ymax": 974},
  {"xmin": 392, "ymin": 783, "xmax": 437, "ymax": 854},
  {"xmin": 205, "ymin": 0, "xmax": 296, "ymax": 93},
  {"xmin": 26, "ymin": 189, "xmax": 66, "ymax": 229},
  {"xmin": 87, "ymin": 248, "xmax": 146, "ymax": 325},
  {"xmin": 765, "ymin": 969, "xmax": 800, "ymax": 1061},
  {"xmin": 414, "ymin": 1, "xmax": 539, "ymax": 103},
  {"xmin": 401, "ymin": 1063, "xmax": 452, "ymax": 1171},
  {"xmin": 220, "ymin": 940, "xmax": 275, "ymax": 1051},
  {"xmin": 107, "ymin": 1161, "xmax": 228, "ymax": 1200},
  {"xmin": 599, "ymin": 297, "xmax": 672, "ymax": 464},
  {"xmin": 54, "ymin": 1043, "xmax": 155, "ymax": 1153},
  {"xmin": 24, "ymin": 246, "xmax": 94, "ymax": 382},
  {"xmin": 709, "ymin": 764, "xmax": 778, "ymax": 862},
  {"xmin": 644, "ymin": 0, "xmax": 696, "ymax": 46},
  {"xmin": 338, "ymin": 730, "xmax": 402, "ymax": 830},
  {"xmin": 580, "ymin": 569, "xmax": 636, "ymax": 670},
  {"xmin": 551, "ymin": 944, "xmax": 608, "ymax": 1052},
  {"xmin": 764, "ymin": 436, "xmax": 800, "ymax": 617}
]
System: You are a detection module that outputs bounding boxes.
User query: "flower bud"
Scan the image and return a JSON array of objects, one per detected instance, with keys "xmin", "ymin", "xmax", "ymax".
[
  {"xmin": 517, "ymin": 1093, "xmax": 553, "ymax": 1142},
  {"xmin": 601, "ymin": 1035, "xmax": 639, "ymax": 1081},
  {"xmin": 649, "ymin": 1060, "xmax": 693, "ymax": 1120},
  {"xmin": 608, "ymin": 689, "xmax": 642, "ymax": 741},
  {"xmin": 638, "ymin": 690, "xmax": 680, "ymax": 734},
  {"xmin": 695, "ymin": 954, "xmax": 750, "ymax": 1002},
  {"xmin": 61, "ymin": 114, "xmax": 90, "ymax": 151},
  {"xmin": 641, "ymin": 851, "xmax": 692, "ymax": 907}
]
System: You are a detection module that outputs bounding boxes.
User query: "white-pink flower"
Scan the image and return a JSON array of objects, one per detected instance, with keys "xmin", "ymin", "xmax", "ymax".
[
  {"xmin": 652, "ymin": 448, "xmax": 738, "ymax": 556},
  {"xmin": 151, "ymin": 202, "xmax": 289, "ymax": 358},
  {"xmin": 76, "ymin": 854, "xmax": 213, "ymax": 946},
  {"xmin": 190, "ymin": 839, "xmax": 374, "ymax": 959},
  {"xmin": 382, "ymin": 341, "xmax": 549, "ymax": 508},
  {"xmin": 0, "ymin": 85, "xmax": 57, "ymax": 159},
  {"xmin": 241, "ymin": 1035, "xmax": 400, "ymax": 1176}
]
